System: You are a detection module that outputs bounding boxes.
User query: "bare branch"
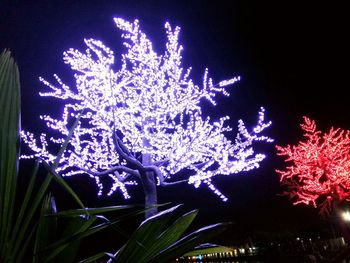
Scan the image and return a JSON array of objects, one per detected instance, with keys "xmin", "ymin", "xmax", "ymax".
[
  {"xmin": 143, "ymin": 165, "xmax": 188, "ymax": 187},
  {"xmin": 78, "ymin": 165, "xmax": 140, "ymax": 180},
  {"xmin": 192, "ymin": 161, "xmax": 212, "ymax": 169},
  {"xmin": 153, "ymin": 159, "xmax": 169, "ymax": 167},
  {"xmin": 113, "ymin": 133, "xmax": 143, "ymax": 169},
  {"xmin": 160, "ymin": 179, "xmax": 189, "ymax": 187}
]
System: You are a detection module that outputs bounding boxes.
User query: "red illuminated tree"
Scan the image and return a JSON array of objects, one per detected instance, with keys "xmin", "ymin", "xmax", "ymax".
[{"xmin": 276, "ymin": 116, "xmax": 350, "ymax": 214}]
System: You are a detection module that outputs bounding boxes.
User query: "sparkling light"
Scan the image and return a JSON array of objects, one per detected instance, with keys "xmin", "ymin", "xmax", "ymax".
[
  {"xmin": 276, "ymin": 117, "xmax": 350, "ymax": 213},
  {"xmin": 21, "ymin": 18, "xmax": 273, "ymax": 200}
]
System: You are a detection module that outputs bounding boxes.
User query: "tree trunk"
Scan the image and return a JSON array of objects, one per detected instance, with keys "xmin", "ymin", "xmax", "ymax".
[{"xmin": 141, "ymin": 153, "xmax": 158, "ymax": 219}]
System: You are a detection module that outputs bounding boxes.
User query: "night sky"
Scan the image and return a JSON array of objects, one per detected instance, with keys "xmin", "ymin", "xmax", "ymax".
[{"xmin": 1, "ymin": 0, "xmax": 349, "ymax": 246}]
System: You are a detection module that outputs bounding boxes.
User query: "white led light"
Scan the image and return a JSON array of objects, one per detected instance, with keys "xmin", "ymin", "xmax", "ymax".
[{"xmin": 21, "ymin": 18, "xmax": 272, "ymax": 200}]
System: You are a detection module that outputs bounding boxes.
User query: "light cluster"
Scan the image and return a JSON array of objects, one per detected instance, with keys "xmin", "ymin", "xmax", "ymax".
[
  {"xmin": 22, "ymin": 18, "xmax": 273, "ymax": 201},
  {"xmin": 276, "ymin": 117, "xmax": 350, "ymax": 213}
]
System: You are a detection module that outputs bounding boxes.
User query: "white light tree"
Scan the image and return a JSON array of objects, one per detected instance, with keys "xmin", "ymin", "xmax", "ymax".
[{"xmin": 22, "ymin": 18, "xmax": 273, "ymax": 218}]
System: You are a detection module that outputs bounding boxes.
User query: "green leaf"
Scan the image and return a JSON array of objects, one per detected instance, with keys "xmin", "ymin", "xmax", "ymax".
[
  {"xmin": 149, "ymin": 222, "xmax": 230, "ymax": 263},
  {"xmin": 37, "ymin": 110, "xmax": 86, "ymax": 211},
  {"xmin": 10, "ymin": 160, "xmax": 39, "ymax": 246},
  {"xmin": 52, "ymin": 109, "xmax": 84, "ymax": 170},
  {"xmin": 141, "ymin": 209, "xmax": 198, "ymax": 261},
  {"xmin": 41, "ymin": 159, "xmax": 85, "ymax": 210},
  {"xmin": 33, "ymin": 194, "xmax": 58, "ymax": 263},
  {"xmin": 50, "ymin": 215, "xmax": 92, "ymax": 263},
  {"xmin": 53, "ymin": 205, "xmax": 134, "ymax": 217},
  {"xmin": 11, "ymin": 175, "xmax": 52, "ymax": 260},
  {"xmin": 113, "ymin": 205, "xmax": 182, "ymax": 263},
  {"xmin": 0, "ymin": 49, "xmax": 19, "ymax": 240},
  {"xmin": 44, "ymin": 214, "xmax": 127, "ymax": 257},
  {"xmin": 42, "ymin": 217, "xmax": 97, "ymax": 262},
  {"xmin": 43, "ymin": 203, "xmax": 154, "ymax": 262},
  {"xmin": 16, "ymin": 220, "xmax": 38, "ymax": 263},
  {"xmin": 0, "ymin": 49, "xmax": 20, "ymax": 260},
  {"xmin": 108, "ymin": 206, "xmax": 229, "ymax": 263},
  {"xmin": 79, "ymin": 252, "xmax": 116, "ymax": 263}
]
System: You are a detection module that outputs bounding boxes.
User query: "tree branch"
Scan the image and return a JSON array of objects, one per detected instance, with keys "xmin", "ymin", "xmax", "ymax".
[
  {"xmin": 143, "ymin": 165, "xmax": 188, "ymax": 187},
  {"xmin": 78, "ymin": 165, "xmax": 140, "ymax": 181},
  {"xmin": 160, "ymin": 179, "xmax": 189, "ymax": 187},
  {"xmin": 153, "ymin": 159, "xmax": 169, "ymax": 167},
  {"xmin": 192, "ymin": 160, "xmax": 212, "ymax": 169},
  {"xmin": 112, "ymin": 133, "xmax": 143, "ymax": 169}
]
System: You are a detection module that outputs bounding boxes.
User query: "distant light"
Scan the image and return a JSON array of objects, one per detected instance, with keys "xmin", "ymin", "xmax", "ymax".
[{"xmin": 342, "ymin": 211, "xmax": 350, "ymax": 221}]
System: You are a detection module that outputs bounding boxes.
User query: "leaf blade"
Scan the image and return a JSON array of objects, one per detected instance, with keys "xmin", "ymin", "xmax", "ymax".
[{"xmin": 0, "ymin": 49, "xmax": 21, "ymax": 259}]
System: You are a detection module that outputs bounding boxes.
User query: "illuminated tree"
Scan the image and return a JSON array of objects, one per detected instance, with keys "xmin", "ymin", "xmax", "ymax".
[
  {"xmin": 276, "ymin": 116, "xmax": 350, "ymax": 214},
  {"xmin": 22, "ymin": 18, "xmax": 272, "ymax": 217}
]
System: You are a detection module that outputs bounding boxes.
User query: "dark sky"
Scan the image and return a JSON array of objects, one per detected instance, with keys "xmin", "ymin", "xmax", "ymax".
[{"xmin": 1, "ymin": 0, "xmax": 349, "ymax": 245}]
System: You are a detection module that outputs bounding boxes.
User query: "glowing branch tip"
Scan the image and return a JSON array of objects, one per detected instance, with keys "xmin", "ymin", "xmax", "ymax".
[{"xmin": 219, "ymin": 76, "xmax": 241, "ymax": 87}]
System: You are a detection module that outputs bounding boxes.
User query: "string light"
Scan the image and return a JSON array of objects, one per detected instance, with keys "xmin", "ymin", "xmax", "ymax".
[
  {"xmin": 21, "ymin": 18, "xmax": 273, "ymax": 200},
  {"xmin": 276, "ymin": 116, "xmax": 350, "ymax": 213}
]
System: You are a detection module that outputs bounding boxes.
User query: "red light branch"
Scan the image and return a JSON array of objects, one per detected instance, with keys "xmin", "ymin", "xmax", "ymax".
[{"xmin": 276, "ymin": 117, "xmax": 350, "ymax": 213}]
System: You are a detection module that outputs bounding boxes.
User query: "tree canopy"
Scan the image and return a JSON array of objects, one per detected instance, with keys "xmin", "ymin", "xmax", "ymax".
[
  {"xmin": 22, "ymin": 18, "xmax": 272, "ymax": 203},
  {"xmin": 276, "ymin": 117, "xmax": 350, "ymax": 213}
]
